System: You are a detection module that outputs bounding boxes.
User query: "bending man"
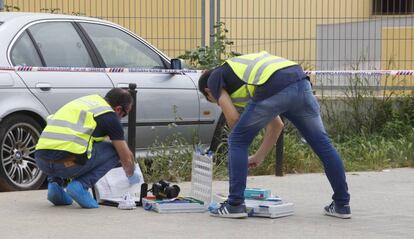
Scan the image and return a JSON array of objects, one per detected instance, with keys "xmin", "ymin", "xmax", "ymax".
[{"xmin": 199, "ymin": 51, "xmax": 351, "ymax": 219}]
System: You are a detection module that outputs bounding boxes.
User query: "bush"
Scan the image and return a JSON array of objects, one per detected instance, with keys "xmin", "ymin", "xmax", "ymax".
[{"xmin": 178, "ymin": 22, "xmax": 240, "ymax": 69}]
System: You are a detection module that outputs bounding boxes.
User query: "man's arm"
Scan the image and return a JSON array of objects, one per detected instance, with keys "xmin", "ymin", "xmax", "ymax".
[
  {"xmin": 111, "ymin": 140, "xmax": 135, "ymax": 176},
  {"xmin": 217, "ymin": 89, "xmax": 240, "ymax": 129},
  {"xmin": 249, "ymin": 116, "xmax": 284, "ymax": 167}
]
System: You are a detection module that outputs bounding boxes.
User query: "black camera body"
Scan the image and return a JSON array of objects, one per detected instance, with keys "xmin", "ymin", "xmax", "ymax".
[{"xmin": 151, "ymin": 180, "xmax": 180, "ymax": 200}]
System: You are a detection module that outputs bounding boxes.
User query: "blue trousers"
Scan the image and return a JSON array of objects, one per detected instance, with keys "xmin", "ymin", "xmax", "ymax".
[
  {"xmin": 228, "ymin": 80, "xmax": 350, "ymax": 206},
  {"xmin": 36, "ymin": 142, "xmax": 120, "ymax": 188}
]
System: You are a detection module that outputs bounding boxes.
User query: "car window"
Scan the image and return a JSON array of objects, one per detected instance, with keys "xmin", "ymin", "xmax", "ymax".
[
  {"xmin": 80, "ymin": 23, "xmax": 165, "ymax": 68},
  {"xmin": 10, "ymin": 31, "xmax": 43, "ymax": 66},
  {"xmin": 28, "ymin": 22, "xmax": 93, "ymax": 67}
]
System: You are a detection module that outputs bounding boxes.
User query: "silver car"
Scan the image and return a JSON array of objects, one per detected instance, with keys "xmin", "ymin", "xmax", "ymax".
[{"xmin": 0, "ymin": 12, "xmax": 222, "ymax": 191}]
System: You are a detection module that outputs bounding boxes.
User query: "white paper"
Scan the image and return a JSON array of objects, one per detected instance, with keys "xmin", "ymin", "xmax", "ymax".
[{"xmin": 94, "ymin": 164, "xmax": 144, "ymax": 203}]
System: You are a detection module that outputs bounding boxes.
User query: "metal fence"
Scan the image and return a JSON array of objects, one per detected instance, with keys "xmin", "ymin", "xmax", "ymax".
[
  {"xmin": 1, "ymin": 0, "xmax": 413, "ymax": 95},
  {"xmin": 1, "ymin": 0, "xmax": 206, "ymax": 57},
  {"xmin": 216, "ymin": 0, "xmax": 414, "ymax": 96},
  {"xmin": 1, "ymin": 0, "xmax": 413, "ymax": 176},
  {"xmin": 217, "ymin": 0, "xmax": 413, "ymax": 69}
]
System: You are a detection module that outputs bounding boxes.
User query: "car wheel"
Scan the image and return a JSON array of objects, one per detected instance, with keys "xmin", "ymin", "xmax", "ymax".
[{"xmin": 0, "ymin": 114, "xmax": 46, "ymax": 191}]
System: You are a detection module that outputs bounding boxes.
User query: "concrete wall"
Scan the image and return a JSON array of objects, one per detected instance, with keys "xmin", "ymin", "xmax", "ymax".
[
  {"xmin": 315, "ymin": 18, "xmax": 414, "ymax": 94},
  {"xmin": 316, "ymin": 17, "xmax": 414, "ymax": 70}
]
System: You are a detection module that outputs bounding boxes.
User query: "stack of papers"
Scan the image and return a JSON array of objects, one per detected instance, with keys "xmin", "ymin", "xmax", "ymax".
[
  {"xmin": 142, "ymin": 196, "xmax": 206, "ymax": 213},
  {"xmin": 245, "ymin": 197, "xmax": 294, "ymax": 218}
]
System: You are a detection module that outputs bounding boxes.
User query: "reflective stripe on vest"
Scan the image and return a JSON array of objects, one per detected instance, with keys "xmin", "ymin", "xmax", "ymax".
[
  {"xmin": 230, "ymin": 84, "xmax": 256, "ymax": 108},
  {"xmin": 226, "ymin": 51, "xmax": 298, "ymax": 86},
  {"xmin": 46, "ymin": 111, "xmax": 94, "ymax": 134},
  {"xmin": 36, "ymin": 95, "xmax": 114, "ymax": 158},
  {"xmin": 40, "ymin": 132, "xmax": 89, "ymax": 148}
]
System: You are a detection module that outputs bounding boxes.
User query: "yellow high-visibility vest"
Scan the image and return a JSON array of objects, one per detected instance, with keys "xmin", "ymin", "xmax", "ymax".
[
  {"xmin": 229, "ymin": 84, "xmax": 257, "ymax": 108},
  {"xmin": 36, "ymin": 95, "xmax": 114, "ymax": 159},
  {"xmin": 226, "ymin": 51, "xmax": 298, "ymax": 107}
]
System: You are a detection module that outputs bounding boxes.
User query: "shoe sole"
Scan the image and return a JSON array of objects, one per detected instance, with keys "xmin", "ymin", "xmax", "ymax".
[
  {"xmin": 209, "ymin": 212, "xmax": 248, "ymax": 219},
  {"xmin": 324, "ymin": 211, "xmax": 352, "ymax": 219}
]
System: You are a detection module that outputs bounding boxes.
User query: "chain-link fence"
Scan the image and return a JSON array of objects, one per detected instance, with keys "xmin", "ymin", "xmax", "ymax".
[
  {"xmin": 218, "ymin": 0, "xmax": 413, "ymax": 69},
  {"xmin": 216, "ymin": 0, "xmax": 414, "ymax": 96},
  {"xmin": 1, "ymin": 0, "xmax": 206, "ymax": 58},
  {"xmin": 1, "ymin": 0, "xmax": 413, "ymax": 96}
]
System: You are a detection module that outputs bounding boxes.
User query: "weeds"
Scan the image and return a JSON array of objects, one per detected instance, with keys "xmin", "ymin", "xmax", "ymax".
[
  {"xmin": 140, "ymin": 132, "xmax": 194, "ymax": 183},
  {"xmin": 3, "ymin": 5, "xmax": 20, "ymax": 11},
  {"xmin": 178, "ymin": 22, "xmax": 240, "ymax": 69}
]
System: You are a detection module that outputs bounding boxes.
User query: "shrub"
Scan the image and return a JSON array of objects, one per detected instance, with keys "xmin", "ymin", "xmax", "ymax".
[{"xmin": 178, "ymin": 22, "xmax": 240, "ymax": 69}]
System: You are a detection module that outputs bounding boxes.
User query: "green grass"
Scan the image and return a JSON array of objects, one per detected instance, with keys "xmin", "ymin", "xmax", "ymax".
[
  {"xmin": 142, "ymin": 127, "xmax": 413, "ymax": 182},
  {"xmin": 142, "ymin": 95, "xmax": 414, "ymax": 182},
  {"xmin": 249, "ymin": 129, "xmax": 414, "ymax": 176}
]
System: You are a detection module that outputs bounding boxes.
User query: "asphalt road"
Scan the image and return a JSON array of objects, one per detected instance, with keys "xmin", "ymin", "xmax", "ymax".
[{"xmin": 1, "ymin": 168, "xmax": 413, "ymax": 239}]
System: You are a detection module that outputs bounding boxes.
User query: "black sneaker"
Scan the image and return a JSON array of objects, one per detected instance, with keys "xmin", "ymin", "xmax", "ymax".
[
  {"xmin": 209, "ymin": 201, "xmax": 248, "ymax": 218},
  {"xmin": 324, "ymin": 201, "xmax": 352, "ymax": 219}
]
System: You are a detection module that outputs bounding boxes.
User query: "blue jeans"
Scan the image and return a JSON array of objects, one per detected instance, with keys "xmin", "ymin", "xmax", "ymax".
[
  {"xmin": 35, "ymin": 142, "xmax": 120, "ymax": 188},
  {"xmin": 228, "ymin": 80, "xmax": 350, "ymax": 206}
]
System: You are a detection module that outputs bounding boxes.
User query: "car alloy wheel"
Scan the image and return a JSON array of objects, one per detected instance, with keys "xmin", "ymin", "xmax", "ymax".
[{"xmin": 0, "ymin": 115, "xmax": 45, "ymax": 191}]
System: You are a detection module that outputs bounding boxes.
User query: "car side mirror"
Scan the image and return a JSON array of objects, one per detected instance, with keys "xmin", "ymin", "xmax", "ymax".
[{"xmin": 170, "ymin": 58, "xmax": 183, "ymax": 70}]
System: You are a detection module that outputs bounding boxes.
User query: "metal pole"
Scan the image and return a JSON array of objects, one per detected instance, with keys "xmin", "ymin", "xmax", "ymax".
[
  {"xmin": 127, "ymin": 83, "xmax": 137, "ymax": 161},
  {"xmin": 0, "ymin": 0, "xmax": 4, "ymax": 11},
  {"xmin": 201, "ymin": 0, "xmax": 206, "ymax": 47},
  {"xmin": 275, "ymin": 128, "xmax": 284, "ymax": 176},
  {"xmin": 216, "ymin": 0, "xmax": 220, "ymax": 23},
  {"xmin": 209, "ymin": 0, "xmax": 215, "ymax": 46}
]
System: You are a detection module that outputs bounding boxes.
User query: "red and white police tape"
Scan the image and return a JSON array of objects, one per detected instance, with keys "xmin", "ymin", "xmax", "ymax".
[{"xmin": 0, "ymin": 66, "xmax": 413, "ymax": 76}]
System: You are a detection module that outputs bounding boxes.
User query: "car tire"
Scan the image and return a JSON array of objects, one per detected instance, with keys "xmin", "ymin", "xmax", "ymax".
[{"xmin": 0, "ymin": 114, "xmax": 46, "ymax": 191}]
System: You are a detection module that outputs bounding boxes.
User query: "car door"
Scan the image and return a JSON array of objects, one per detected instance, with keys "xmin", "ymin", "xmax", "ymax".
[
  {"xmin": 11, "ymin": 21, "xmax": 113, "ymax": 114},
  {"xmin": 79, "ymin": 22, "xmax": 200, "ymax": 151}
]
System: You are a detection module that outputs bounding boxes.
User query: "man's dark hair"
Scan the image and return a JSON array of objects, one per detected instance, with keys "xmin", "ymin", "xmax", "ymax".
[
  {"xmin": 198, "ymin": 69, "xmax": 214, "ymax": 99},
  {"xmin": 104, "ymin": 88, "xmax": 133, "ymax": 110}
]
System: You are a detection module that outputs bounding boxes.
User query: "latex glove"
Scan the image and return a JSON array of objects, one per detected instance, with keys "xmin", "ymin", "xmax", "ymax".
[
  {"xmin": 248, "ymin": 155, "xmax": 265, "ymax": 168},
  {"xmin": 127, "ymin": 168, "xmax": 141, "ymax": 185}
]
